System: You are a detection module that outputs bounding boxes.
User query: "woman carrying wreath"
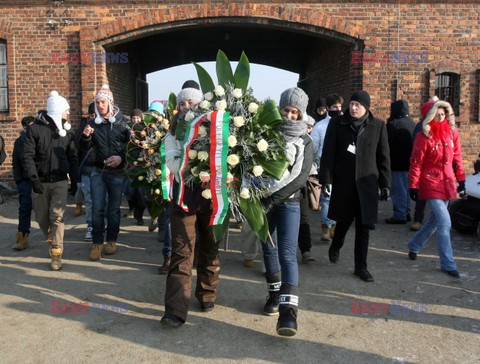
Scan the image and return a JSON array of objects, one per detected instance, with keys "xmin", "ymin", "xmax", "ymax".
[
  {"xmin": 260, "ymin": 87, "xmax": 313, "ymax": 336},
  {"xmin": 160, "ymin": 80, "xmax": 220, "ymax": 328}
]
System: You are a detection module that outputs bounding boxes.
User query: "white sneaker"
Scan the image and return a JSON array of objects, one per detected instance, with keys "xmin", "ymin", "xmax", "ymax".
[{"xmin": 84, "ymin": 227, "xmax": 93, "ymax": 241}]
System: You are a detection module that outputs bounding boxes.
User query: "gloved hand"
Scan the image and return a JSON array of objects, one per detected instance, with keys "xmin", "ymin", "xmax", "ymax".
[
  {"xmin": 457, "ymin": 181, "xmax": 466, "ymax": 195},
  {"xmin": 261, "ymin": 197, "xmax": 274, "ymax": 214},
  {"xmin": 379, "ymin": 187, "xmax": 390, "ymax": 201},
  {"xmin": 322, "ymin": 183, "xmax": 332, "ymax": 198},
  {"xmin": 410, "ymin": 188, "xmax": 419, "ymax": 201},
  {"xmin": 69, "ymin": 181, "xmax": 78, "ymax": 196},
  {"xmin": 31, "ymin": 178, "xmax": 45, "ymax": 194}
]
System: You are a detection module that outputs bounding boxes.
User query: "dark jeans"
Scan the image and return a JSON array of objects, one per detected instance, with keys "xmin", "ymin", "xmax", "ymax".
[
  {"xmin": 17, "ymin": 180, "xmax": 32, "ymax": 233},
  {"xmin": 298, "ymin": 191, "xmax": 311, "ymax": 253},
  {"xmin": 90, "ymin": 168, "xmax": 125, "ymax": 244},
  {"xmin": 330, "ymin": 214, "xmax": 370, "ymax": 271},
  {"xmin": 129, "ymin": 186, "xmax": 146, "ymax": 220},
  {"xmin": 413, "ymin": 199, "xmax": 427, "ymax": 223}
]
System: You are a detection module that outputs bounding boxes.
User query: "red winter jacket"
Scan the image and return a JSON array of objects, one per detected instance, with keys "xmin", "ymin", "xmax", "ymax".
[{"xmin": 409, "ymin": 127, "xmax": 465, "ymax": 200}]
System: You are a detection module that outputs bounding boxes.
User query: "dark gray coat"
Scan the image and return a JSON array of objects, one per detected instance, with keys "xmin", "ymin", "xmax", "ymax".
[{"xmin": 319, "ymin": 110, "xmax": 391, "ymax": 224}]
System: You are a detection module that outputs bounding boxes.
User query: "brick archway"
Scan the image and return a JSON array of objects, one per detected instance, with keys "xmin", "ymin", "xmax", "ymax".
[{"xmin": 79, "ymin": 5, "xmax": 364, "ymax": 113}]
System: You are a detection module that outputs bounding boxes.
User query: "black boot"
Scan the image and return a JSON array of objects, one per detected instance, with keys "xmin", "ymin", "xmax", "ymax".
[
  {"xmin": 263, "ymin": 281, "xmax": 281, "ymax": 316},
  {"xmin": 276, "ymin": 284, "xmax": 298, "ymax": 337}
]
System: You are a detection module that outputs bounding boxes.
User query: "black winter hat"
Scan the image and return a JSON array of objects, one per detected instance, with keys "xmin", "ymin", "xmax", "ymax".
[
  {"xmin": 350, "ymin": 90, "xmax": 371, "ymax": 110},
  {"xmin": 181, "ymin": 80, "xmax": 200, "ymax": 90},
  {"xmin": 315, "ymin": 98, "xmax": 327, "ymax": 108}
]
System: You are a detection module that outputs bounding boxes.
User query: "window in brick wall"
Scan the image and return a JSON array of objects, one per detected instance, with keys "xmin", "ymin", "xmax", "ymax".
[
  {"xmin": 435, "ymin": 72, "xmax": 460, "ymax": 116},
  {"xmin": 0, "ymin": 40, "xmax": 7, "ymax": 112}
]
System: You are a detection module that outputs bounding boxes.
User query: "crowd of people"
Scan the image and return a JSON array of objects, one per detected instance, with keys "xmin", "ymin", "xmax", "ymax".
[{"xmin": 6, "ymin": 81, "xmax": 466, "ymax": 337}]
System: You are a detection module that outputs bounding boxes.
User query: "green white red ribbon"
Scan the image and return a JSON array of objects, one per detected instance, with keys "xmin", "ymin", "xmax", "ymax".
[
  {"xmin": 209, "ymin": 111, "xmax": 230, "ymax": 228},
  {"xmin": 160, "ymin": 142, "xmax": 173, "ymax": 201},
  {"xmin": 176, "ymin": 113, "xmax": 208, "ymax": 212}
]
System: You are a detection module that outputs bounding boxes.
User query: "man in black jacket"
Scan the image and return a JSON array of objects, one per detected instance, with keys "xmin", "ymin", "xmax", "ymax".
[
  {"xmin": 319, "ymin": 90, "xmax": 391, "ymax": 282},
  {"xmin": 81, "ymin": 85, "xmax": 130, "ymax": 261},
  {"xmin": 12, "ymin": 116, "xmax": 35, "ymax": 250},
  {"xmin": 23, "ymin": 91, "xmax": 79, "ymax": 271},
  {"xmin": 385, "ymin": 100, "xmax": 416, "ymax": 224}
]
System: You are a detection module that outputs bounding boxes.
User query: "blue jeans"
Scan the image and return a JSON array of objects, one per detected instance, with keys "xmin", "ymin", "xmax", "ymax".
[
  {"xmin": 261, "ymin": 201, "xmax": 301, "ymax": 287},
  {"xmin": 90, "ymin": 168, "xmax": 125, "ymax": 244},
  {"xmin": 321, "ymin": 194, "xmax": 335, "ymax": 226},
  {"xmin": 80, "ymin": 174, "xmax": 93, "ymax": 227},
  {"xmin": 391, "ymin": 171, "xmax": 410, "ymax": 220},
  {"xmin": 17, "ymin": 180, "xmax": 32, "ymax": 233},
  {"xmin": 408, "ymin": 199, "xmax": 457, "ymax": 271}
]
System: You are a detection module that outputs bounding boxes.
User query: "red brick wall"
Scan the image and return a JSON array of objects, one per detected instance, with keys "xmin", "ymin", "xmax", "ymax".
[{"xmin": 0, "ymin": 1, "xmax": 479, "ymax": 186}]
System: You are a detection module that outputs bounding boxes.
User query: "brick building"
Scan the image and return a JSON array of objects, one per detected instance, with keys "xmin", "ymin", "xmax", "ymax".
[{"xmin": 0, "ymin": 0, "xmax": 479, "ymax": 186}]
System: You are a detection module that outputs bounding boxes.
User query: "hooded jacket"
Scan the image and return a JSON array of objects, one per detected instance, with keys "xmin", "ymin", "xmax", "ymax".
[
  {"xmin": 387, "ymin": 100, "xmax": 416, "ymax": 171},
  {"xmin": 22, "ymin": 110, "xmax": 79, "ymax": 183},
  {"xmin": 409, "ymin": 99, "xmax": 465, "ymax": 200},
  {"xmin": 80, "ymin": 106, "xmax": 130, "ymax": 171}
]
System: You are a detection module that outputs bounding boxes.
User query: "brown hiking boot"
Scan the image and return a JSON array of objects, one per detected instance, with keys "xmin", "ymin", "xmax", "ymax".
[
  {"xmin": 410, "ymin": 221, "xmax": 422, "ymax": 231},
  {"xmin": 104, "ymin": 241, "xmax": 117, "ymax": 255},
  {"xmin": 89, "ymin": 244, "xmax": 103, "ymax": 261},
  {"xmin": 49, "ymin": 246, "xmax": 63, "ymax": 271},
  {"xmin": 242, "ymin": 259, "xmax": 254, "ymax": 268},
  {"xmin": 74, "ymin": 202, "xmax": 84, "ymax": 217},
  {"xmin": 321, "ymin": 224, "xmax": 331, "ymax": 241},
  {"xmin": 158, "ymin": 256, "xmax": 172, "ymax": 274},
  {"xmin": 330, "ymin": 224, "xmax": 336, "ymax": 239},
  {"xmin": 13, "ymin": 232, "xmax": 30, "ymax": 250}
]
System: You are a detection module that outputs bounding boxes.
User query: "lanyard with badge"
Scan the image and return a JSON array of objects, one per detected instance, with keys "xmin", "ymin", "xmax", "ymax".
[{"xmin": 348, "ymin": 124, "xmax": 366, "ymax": 155}]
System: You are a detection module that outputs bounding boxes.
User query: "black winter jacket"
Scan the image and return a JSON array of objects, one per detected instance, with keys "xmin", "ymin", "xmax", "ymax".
[
  {"xmin": 23, "ymin": 110, "xmax": 79, "ymax": 183},
  {"xmin": 80, "ymin": 106, "xmax": 130, "ymax": 171},
  {"xmin": 12, "ymin": 131, "xmax": 28, "ymax": 184}
]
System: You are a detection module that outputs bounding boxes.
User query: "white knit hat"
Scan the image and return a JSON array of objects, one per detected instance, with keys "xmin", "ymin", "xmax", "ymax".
[
  {"xmin": 94, "ymin": 84, "xmax": 116, "ymax": 124},
  {"xmin": 46, "ymin": 91, "xmax": 71, "ymax": 137},
  {"xmin": 176, "ymin": 80, "xmax": 203, "ymax": 107}
]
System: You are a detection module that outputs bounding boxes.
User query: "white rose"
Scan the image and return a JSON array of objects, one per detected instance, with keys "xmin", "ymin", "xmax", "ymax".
[
  {"xmin": 155, "ymin": 131, "xmax": 163, "ymax": 138},
  {"xmin": 198, "ymin": 151, "xmax": 209, "ymax": 161},
  {"xmin": 154, "ymin": 189, "xmax": 161, "ymax": 195},
  {"xmin": 227, "ymin": 154, "xmax": 240, "ymax": 166},
  {"xmin": 252, "ymin": 165, "xmax": 264, "ymax": 177},
  {"xmin": 184, "ymin": 111, "xmax": 195, "ymax": 122},
  {"xmin": 232, "ymin": 88, "xmax": 243, "ymax": 99},
  {"xmin": 204, "ymin": 92, "xmax": 214, "ymax": 101},
  {"xmin": 216, "ymin": 99, "xmax": 227, "ymax": 111},
  {"xmin": 188, "ymin": 150, "xmax": 198, "ymax": 159},
  {"xmin": 214, "ymin": 85, "xmax": 225, "ymax": 97},
  {"xmin": 248, "ymin": 102, "xmax": 259, "ymax": 114},
  {"xmin": 233, "ymin": 116, "xmax": 245, "ymax": 128},
  {"xmin": 228, "ymin": 135, "xmax": 237, "ymax": 147},
  {"xmin": 226, "ymin": 172, "xmax": 234, "ymax": 184},
  {"xmin": 191, "ymin": 166, "xmax": 199, "ymax": 177},
  {"xmin": 199, "ymin": 100, "xmax": 211, "ymax": 110},
  {"xmin": 239, "ymin": 188, "xmax": 251, "ymax": 199},
  {"xmin": 202, "ymin": 189, "xmax": 212, "ymax": 200},
  {"xmin": 199, "ymin": 125, "xmax": 208, "ymax": 137},
  {"xmin": 199, "ymin": 171, "xmax": 210, "ymax": 182},
  {"xmin": 257, "ymin": 139, "xmax": 269, "ymax": 152},
  {"xmin": 138, "ymin": 176, "xmax": 144, "ymax": 181}
]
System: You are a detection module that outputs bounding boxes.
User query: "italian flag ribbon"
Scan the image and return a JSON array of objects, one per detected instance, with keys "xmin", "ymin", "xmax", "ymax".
[
  {"xmin": 160, "ymin": 142, "xmax": 173, "ymax": 201},
  {"xmin": 209, "ymin": 111, "xmax": 230, "ymax": 228},
  {"xmin": 176, "ymin": 113, "xmax": 208, "ymax": 211}
]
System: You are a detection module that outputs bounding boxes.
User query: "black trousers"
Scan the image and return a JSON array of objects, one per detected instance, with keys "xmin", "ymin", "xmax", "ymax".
[
  {"xmin": 413, "ymin": 199, "xmax": 427, "ymax": 223},
  {"xmin": 330, "ymin": 213, "xmax": 370, "ymax": 271},
  {"xmin": 298, "ymin": 189, "xmax": 312, "ymax": 253}
]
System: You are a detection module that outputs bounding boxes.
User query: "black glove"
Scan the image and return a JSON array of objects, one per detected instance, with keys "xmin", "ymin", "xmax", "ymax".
[
  {"xmin": 379, "ymin": 187, "xmax": 390, "ymax": 201},
  {"xmin": 69, "ymin": 181, "xmax": 78, "ymax": 196},
  {"xmin": 261, "ymin": 198, "xmax": 274, "ymax": 214},
  {"xmin": 410, "ymin": 188, "xmax": 419, "ymax": 201},
  {"xmin": 322, "ymin": 183, "xmax": 331, "ymax": 198},
  {"xmin": 31, "ymin": 178, "xmax": 45, "ymax": 194},
  {"xmin": 457, "ymin": 181, "xmax": 466, "ymax": 195}
]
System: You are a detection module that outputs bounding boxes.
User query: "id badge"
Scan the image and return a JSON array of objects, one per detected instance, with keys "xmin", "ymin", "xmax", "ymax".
[{"xmin": 347, "ymin": 144, "xmax": 356, "ymax": 155}]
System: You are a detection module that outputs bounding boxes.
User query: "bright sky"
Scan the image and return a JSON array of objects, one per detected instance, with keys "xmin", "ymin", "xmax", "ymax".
[{"xmin": 147, "ymin": 62, "xmax": 298, "ymax": 105}]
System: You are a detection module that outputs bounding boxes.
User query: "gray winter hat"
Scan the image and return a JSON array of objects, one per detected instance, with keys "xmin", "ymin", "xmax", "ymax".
[
  {"xmin": 279, "ymin": 87, "xmax": 309, "ymax": 119},
  {"xmin": 177, "ymin": 80, "xmax": 203, "ymax": 107}
]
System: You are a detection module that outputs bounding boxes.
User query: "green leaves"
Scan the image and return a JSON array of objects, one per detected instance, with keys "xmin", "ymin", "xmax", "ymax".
[
  {"xmin": 194, "ymin": 63, "xmax": 215, "ymax": 94},
  {"xmin": 233, "ymin": 52, "xmax": 250, "ymax": 92},
  {"xmin": 255, "ymin": 100, "xmax": 283, "ymax": 127},
  {"xmin": 238, "ymin": 197, "xmax": 269, "ymax": 242},
  {"xmin": 216, "ymin": 50, "xmax": 235, "ymax": 89},
  {"xmin": 256, "ymin": 157, "xmax": 289, "ymax": 180},
  {"xmin": 168, "ymin": 92, "xmax": 177, "ymax": 118},
  {"xmin": 193, "ymin": 50, "xmax": 251, "ymax": 93}
]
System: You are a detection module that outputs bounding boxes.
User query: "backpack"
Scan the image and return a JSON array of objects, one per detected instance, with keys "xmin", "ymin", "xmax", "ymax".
[{"xmin": 0, "ymin": 135, "xmax": 6, "ymax": 165}]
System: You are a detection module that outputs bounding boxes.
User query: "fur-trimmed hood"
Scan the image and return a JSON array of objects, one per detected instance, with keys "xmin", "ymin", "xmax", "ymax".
[{"xmin": 421, "ymin": 96, "xmax": 455, "ymax": 138}]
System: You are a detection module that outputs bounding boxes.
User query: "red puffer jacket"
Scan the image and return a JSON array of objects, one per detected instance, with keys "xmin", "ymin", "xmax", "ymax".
[{"xmin": 409, "ymin": 127, "xmax": 465, "ymax": 200}]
